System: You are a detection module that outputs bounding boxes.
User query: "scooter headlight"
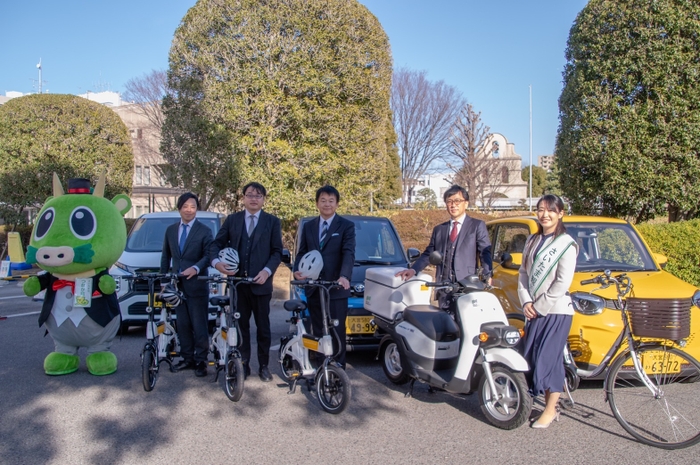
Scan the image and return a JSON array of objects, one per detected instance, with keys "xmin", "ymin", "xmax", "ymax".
[{"xmin": 504, "ymin": 330, "xmax": 520, "ymax": 346}]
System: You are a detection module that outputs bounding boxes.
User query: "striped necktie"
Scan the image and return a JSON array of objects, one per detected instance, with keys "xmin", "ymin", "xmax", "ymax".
[
  {"xmin": 319, "ymin": 220, "xmax": 328, "ymax": 249},
  {"xmin": 179, "ymin": 224, "xmax": 189, "ymax": 254}
]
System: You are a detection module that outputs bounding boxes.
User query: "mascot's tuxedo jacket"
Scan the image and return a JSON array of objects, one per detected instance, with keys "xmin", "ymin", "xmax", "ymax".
[
  {"xmin": 212, "ymin": 210, "xmax": 283, "ymax": 296},
  {"xmin": 160, "ymin": 219, "xmax": 213, "ymax": 297},
  {"xmin": 37, "ymin": 270, "xmax": 120, "ymax": 328},
  {"xmin": 411, "ymin": 216, "xmax": 493, "ymax": 281},
  {"xmin": 294, "ymin": 215, "xmax": 356, "ymax": 300}
]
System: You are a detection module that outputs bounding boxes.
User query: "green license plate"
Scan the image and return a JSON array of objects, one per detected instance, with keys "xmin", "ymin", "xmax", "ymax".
[{"xmin": 346, "ymin": 316, "xmax": 376, "ymax": 334}]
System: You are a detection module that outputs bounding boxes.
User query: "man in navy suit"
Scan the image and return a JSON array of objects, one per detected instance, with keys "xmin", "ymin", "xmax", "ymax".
[
  {"xmin": 293, "ymin": 185, "xmax": 355, "ymax": 369},
  {"xmin": 396, "ymin": 185, "xmax": 492, "ymax": 308},
  {"xmin": 160, "ymin": 192, "xmax": 213, "ymax": 377},
  {"xmin": 211, "ymin": 182, "xmax": 283, "ymax": 382}
]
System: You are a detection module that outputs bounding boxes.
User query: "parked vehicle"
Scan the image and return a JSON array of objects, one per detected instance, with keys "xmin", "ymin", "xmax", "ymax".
[
  {"xmin": 110, "ymin": 211, "xmax": 226, "ymax": 332},
  {"xmin": 487, "ymin": 215, "xmax": 700, "ymax": 373},
  {"xmin": 367, "ymin": 253, "xmax": 532, "ymax": 430},
  {"xmin": 290, "ymin": 216, "xmax": 419, "ymax": 351}
]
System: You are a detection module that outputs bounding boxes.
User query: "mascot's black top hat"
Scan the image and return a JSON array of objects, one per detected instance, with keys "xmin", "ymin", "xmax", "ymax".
[{"xmin": 67, "ymin": 178, "xmax": 92, "ymax": 194}]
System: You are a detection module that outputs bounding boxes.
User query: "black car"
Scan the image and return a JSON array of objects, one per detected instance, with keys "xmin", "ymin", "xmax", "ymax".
[{"xmin": 290, "ymin": 215, "xmax": 419, "ymax": 350}]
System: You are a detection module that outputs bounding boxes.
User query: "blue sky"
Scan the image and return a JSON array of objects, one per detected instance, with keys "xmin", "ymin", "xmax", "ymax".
[{"xmin": 0, "ymin": 0, "xmax": 588, "ymax": 165}]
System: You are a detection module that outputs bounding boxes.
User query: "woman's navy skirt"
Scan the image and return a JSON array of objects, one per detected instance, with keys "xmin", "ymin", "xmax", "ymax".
[{"xmin": 523, "ymin": 313, "xmax": 573, "ymax": 397}]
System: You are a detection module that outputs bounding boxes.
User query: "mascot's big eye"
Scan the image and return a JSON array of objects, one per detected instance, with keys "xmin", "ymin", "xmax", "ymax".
[
  {"xmin": 34, "ymin": 207, "xmax": 56, "ymax": 241},
  {"xmin": 70, "ymin": 207, "xmax": 97, "ymax": 240}
]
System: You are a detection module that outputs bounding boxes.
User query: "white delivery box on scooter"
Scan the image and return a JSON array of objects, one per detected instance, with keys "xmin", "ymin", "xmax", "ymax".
[{"xmin": 364, "ymin": 267, "xmax": 432, "ymax": 320}]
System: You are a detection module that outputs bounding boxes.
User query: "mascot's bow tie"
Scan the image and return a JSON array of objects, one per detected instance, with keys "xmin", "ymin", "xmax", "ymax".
[{"xmin": 52, "ymin": 279, "xmax": 75, "ymax": 292}]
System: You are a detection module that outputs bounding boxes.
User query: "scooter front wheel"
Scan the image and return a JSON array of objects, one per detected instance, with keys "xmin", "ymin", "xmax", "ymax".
[
  {"xmin": 316, "ymin": 364, "xmax": 351, "ymax": 414},
  {"xmin": 224, "ymin": 353, "xmax": 245, "ymax": 402},
  {"xmin": 380, "ymin": 340, "xmax": 409, "ymax": 385},
  {"xmin": 478, "ymin": 365, "xmax": 531, "ymax": 430},
  {"xmin": 141, "ymin": 345, "xmax": 158, "ymax": 392}
]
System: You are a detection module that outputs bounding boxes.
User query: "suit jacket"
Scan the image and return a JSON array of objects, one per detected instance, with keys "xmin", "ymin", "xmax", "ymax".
[
  {"xmin": 211, "ymin": 210, "xmax": 283, "ymax": 296},
  {"xmin": 160, "ymin": 219, "xmax": 213, "ymax": 297},
  {"xmin": 293, "ymin": 215, "xmax": 356, "ymax": 300},
  {"xmin": 517, "ymin": 233, "xmax": 578, "ymax": 316},
  {"xmin": 412, "ymin": 216, "xmax": 493, "ymax": 281},
  {"xmin": 37, "ymin": 269, "xmax": 120, "ymax": 328}
]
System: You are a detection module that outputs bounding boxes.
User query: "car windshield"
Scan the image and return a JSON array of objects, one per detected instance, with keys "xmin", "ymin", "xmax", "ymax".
[
  {"xmin": 125, "ymin": 217, "xmax": 220, "ymax": 252},
  {"xmin": 565, "ymin": 222, "xmax": 658, "ymax": 272},
  {"xmin": 297, "ymin": 217, "xmax": 406, "ymax": 265},
  {"xmin": 353, "ymin": 218, "xmax": 406, "ymax": 265}
]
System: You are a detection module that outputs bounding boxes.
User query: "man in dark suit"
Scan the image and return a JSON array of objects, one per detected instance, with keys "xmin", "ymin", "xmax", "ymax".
[
  {"xmin": 293, "ymin": 185, "xmax": 355, "ymax": 369},
  {"xmin": 396, "ymin": 185, "xmax": 492, "ymax": 308},
  {"xmin": 161, "ymin": 192, "xmax": 213, "ymax": 377},
  {"xmin": 211, "ymin": 182, "xmax": 283, "ymax": 382}
]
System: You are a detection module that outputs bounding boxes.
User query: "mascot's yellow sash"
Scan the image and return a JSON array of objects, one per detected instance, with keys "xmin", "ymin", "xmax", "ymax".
[{"xmin": 528, "ymin": 234, "xmax": 576, "ymax": 296}]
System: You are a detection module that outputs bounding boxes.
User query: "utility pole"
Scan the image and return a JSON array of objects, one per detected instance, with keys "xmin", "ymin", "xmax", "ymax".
[{"xmin": 529, "ymin": 85, "xmax": 533, "ymax": 212}]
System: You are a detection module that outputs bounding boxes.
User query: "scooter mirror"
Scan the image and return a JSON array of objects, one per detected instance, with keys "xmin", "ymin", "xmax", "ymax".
[{"xmin": 429, "ymin": 251, "xmax": 443, "ymax": 266}]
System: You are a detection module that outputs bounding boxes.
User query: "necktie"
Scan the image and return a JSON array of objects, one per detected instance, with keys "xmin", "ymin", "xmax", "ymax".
[
  {"xmin": 179, "ymin": 224, "xmax": 189, "ymax": 254},
  {"xmin": 247, "ymin": 215, "xmax": 256, "ymax": 236},
  {"xmin": 319, "ymin": 220, "xmax": 328, "ymax": 249},
  {"xmin": 449, "ymin": 221, "xmax": 458, "ymax": 243}
]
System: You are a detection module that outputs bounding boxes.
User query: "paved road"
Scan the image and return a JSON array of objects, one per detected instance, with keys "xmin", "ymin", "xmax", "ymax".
[{"xmin": 0, "ymin": 278, "xmax": 697, "ymax": 464}]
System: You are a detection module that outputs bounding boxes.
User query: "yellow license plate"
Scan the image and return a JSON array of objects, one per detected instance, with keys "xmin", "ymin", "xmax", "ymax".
[
  {"xmin": 642, "ymin": 351, "xmax": 682, "ymax": 374},
  {"xmin": 346, "ymin": 316, "xmax": 376, "ymax": 334}
]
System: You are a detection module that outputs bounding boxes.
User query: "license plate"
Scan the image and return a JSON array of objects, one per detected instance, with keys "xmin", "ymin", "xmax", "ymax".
[
  {"xmin": 642, "ymin": 351, "xmax": 682, "ymax": 374},
  {"xmin": 346, "ymin": 316, "xmax": 376, "ymax": 334}
]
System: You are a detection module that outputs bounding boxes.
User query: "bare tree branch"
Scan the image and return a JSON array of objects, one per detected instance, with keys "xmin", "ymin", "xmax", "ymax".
[
  {"xmin": 449, "ymin": 104, "xmax": 513, "ymax": 209},
  {"xmin": 391, "ymin": 68, "xmax": 465, "ymax": 205}
]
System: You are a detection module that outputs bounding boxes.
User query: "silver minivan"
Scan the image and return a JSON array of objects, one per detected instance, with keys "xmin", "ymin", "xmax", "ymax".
[{"xmin": 110, "ymin": 211, "xmax": 225, "ymax": 332}]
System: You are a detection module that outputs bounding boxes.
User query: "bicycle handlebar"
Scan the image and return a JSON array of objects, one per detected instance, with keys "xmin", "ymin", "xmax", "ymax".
[
  {"xmin": 197, "ymin": 275, "xmax": 254, "ymax": 283},
  {"xmin": 122, "ymin": 272, "xmax": 178, "ymax": 281},
  {"xmin": 580, "ymin": 272, "xmax": 631, "ymax": 297},
  {"xmin": 291, "ymin": 279, "xmax": 342, "ymax": 288}
]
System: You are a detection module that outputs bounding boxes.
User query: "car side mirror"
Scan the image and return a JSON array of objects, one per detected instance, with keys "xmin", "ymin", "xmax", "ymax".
[
  {"xmin": 407, "ymin": 247, "xmax": 421, "ymax": 264},
  {"xmin": 653, "ymin": 252, "xmax": 667, "ymax": 269},
  {"xmin": 429, "ymin": 251, "xmax": 443, "ymax": 266},
  {"xmin": 500, "ymin": 252, "xmax": 522, "ymax": 270}
]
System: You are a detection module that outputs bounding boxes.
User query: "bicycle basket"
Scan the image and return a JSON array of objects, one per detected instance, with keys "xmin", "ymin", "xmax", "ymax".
[{"xmin": 626, "ymin": 298, "xmax": 691, "ymax": 340}]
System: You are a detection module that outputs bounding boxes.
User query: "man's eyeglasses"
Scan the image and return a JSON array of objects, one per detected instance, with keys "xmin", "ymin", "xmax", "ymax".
[
  {"xmin": 244, "ymin": 194, "xmax": 263, "ymax": 200},
  {"xmin": 445, "ymin": 199, "xmax": 466, "ymax": 206}
]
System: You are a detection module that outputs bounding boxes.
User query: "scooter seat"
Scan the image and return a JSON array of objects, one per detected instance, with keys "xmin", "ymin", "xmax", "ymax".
[{"xmin": 403, "ymin": 305, "xmax": 460, "ymax": 342}]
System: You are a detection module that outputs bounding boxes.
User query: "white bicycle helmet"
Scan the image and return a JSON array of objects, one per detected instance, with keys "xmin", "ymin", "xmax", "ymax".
[
  {"xmin": 218, "ymin": 247, "xmax": 239, "ymax": 273},
  {"xmin": 297, "ymin": 250, "xmax": 323, "ymax": 280},
  {"xmin": 160, "ymin": 283, "xmax": 183, "ymax": 307}
]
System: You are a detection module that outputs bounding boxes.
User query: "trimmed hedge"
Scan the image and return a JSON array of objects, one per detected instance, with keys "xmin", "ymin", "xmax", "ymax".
[{"xmin": 636, "ymin": 219, "xmax": 700, "ymax": 288}]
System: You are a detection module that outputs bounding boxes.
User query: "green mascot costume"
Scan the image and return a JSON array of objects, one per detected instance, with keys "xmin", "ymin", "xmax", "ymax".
[{"xmin": 23, "ymin": 173, "xmax": 131, "ymax": 376}]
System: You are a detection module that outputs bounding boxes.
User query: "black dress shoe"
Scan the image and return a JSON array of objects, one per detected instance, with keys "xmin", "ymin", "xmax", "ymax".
[
  {"xmin": 195, "ymin": 361, "xmax": 207, "ymax": 377},
  {"xmin": 243, "ymin": 362, "xmax": 251, "ymax": 380},
  {"xmin": 174, "ymin": 359, "xmax": 196, "ymax": 371},
  {"xmin": 259, "ymin": 366, "xmax": 272, "ymax": 382}
]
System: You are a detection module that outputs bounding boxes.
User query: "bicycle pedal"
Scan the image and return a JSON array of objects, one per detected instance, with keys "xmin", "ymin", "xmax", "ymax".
[
  {"xmin": 208, "ymin": 361, "xmax": 216, "ymax": 366},
  {"xmin": 290, "ymin": 371, "xmax": 300, "ymax": 378}
]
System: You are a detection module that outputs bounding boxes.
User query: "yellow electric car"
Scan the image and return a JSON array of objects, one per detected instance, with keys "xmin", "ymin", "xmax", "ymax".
[{"xmin": 487, "ymin": 215, "xmax": 700, "ymax": 372}]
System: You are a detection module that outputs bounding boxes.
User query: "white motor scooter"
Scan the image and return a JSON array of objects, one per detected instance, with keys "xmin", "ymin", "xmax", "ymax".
[{"xmin": 366, "ymin": 252, "xmax": 532, "ymax": 430}]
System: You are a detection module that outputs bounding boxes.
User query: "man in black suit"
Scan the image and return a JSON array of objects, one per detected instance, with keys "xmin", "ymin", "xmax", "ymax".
[
  {"xmin": 211, "ymin": 182, "xmax": 283, "ymax": 382},
  {"xmin": 396, "ymin": 185, "xmax": 492, "ymax": 308},
  {"xmin": 160, "ymin": 192, "xmax": 213, "ymax": 378},
  {"xmin": 293, "ymin": 185, "xmax": 355, "ymax": 369}
]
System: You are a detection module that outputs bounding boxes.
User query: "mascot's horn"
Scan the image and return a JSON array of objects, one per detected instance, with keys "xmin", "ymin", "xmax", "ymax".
[
  {"xmin": 52, "ymin": 173, "xmax": 64, "ymax": 197},
  {"xmin": 93, "ymin": 170, "xmax": 106, "ymax": 198}
]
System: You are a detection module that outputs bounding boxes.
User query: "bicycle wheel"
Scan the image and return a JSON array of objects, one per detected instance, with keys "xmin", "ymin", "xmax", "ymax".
[
  {"xmin": 278, "ymin": 336, "xmax": 302, "ymax": 382},
  {"xmin": 142, "ymin": 345, "xmax": 158, "ymax": 392},
  {"xmin": 316, "ymin": 364, "xmax": 351, "ymax": 414},
  {"xmin": 224, "ymin": 353, "xmax": 245, "ymax": 402},
  {"xmin": 607, "ymin": 344, "xmax": 700, "ymax": 449}
]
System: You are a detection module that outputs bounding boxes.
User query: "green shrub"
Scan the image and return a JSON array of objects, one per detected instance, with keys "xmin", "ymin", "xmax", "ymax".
[{"xmin": 637, "ymin": 220, "xmax": 700, "ymax": 288}]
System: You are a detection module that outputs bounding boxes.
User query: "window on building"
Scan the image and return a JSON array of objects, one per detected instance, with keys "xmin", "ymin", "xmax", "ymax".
[
  {"xmin": 501, "ymin": 167, "xmax": 509, "ymax": 183},
  {"xmin": 492, "ymin": 141, "xmax": 500, "ymax": 158},
  {"xmin": 143, "ymin": 166, "xmax": 151, "ymax": 186},
  {"xmin": 135, "ymin": 166, "xmax": 142, "ymax": 185}
]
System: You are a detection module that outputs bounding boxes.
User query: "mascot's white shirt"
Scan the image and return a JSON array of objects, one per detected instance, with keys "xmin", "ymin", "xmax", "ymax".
[{"xmin": 52, "ymin": 287, "xmax": 88, "ymax": 327}]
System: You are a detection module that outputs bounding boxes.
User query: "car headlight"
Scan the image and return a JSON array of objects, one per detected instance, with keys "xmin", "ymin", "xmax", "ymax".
[
  {"xmin": 692, "ymin": 290, "xmax": 700, "ymax": 308},
  {"xmin": 571, "ymin": 292, "xmax": 605, "ymax": 315}
]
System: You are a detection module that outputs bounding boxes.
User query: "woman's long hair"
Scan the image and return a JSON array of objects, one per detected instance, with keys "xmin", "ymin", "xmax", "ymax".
[{"xmin": 535, "ymin": 194, "xmax": 567, "ymax": 237}]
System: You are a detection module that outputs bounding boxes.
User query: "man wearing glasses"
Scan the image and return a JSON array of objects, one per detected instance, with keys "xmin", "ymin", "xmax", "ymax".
[
  {"xmin": 211, "ymin": 182, "xmax": 283, "ymax": 382},
  {"xmin": 396, "ymin": 184, "xmax": 492, "ymax": 309}
]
